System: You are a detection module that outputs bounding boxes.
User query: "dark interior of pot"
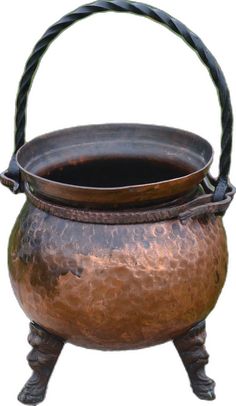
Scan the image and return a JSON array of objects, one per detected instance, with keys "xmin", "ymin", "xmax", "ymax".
[
  {"xmin": 17, "ymin": 124, "xmax": 213, "ymax": 208},
  {"xmin": 39, "ymin": 157, "xmax": 194, "ymax": 188}
]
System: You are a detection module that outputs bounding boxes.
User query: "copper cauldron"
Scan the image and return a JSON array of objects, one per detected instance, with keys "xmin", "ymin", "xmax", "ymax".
[{"xmin": 1, "ymin": 1, "xmax": 235, "ymax": 404}]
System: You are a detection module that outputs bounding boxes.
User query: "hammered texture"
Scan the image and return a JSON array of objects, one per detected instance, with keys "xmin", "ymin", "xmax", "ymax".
[{"xmin": 9, "ymin": 202, "xmax": 228, "ymax": 350}]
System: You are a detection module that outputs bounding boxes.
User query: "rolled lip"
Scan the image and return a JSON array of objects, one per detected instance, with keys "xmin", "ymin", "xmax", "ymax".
[{"xmin": 16, "ymin": 123, "xmax": 213, "ymax": 192}]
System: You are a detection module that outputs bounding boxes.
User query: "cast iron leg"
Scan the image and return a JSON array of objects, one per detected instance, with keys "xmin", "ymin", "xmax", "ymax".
[
  {"xmin": 18, "ymin": 322, "xmax": 64, "ymax": 405},
  {"xmin": 173, "ymin": 320, "xmax": 215, "ymax": 400}
]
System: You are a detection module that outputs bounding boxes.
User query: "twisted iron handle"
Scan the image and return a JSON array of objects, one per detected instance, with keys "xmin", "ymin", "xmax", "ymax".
[{"xmin": 4, "ymin": 0, "xmax": 234, "ymax": 201}]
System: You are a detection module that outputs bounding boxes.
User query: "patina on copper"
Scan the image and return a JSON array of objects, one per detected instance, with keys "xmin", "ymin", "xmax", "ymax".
[{"xmin": 0, "ymin": 1, "xmax": 235, "ymax": 405}]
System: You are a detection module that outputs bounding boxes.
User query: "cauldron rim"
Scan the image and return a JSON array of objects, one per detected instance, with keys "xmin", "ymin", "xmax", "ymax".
[{"xmin": 16, "ymin": 123, "xmax": 213, "ymax": 209}]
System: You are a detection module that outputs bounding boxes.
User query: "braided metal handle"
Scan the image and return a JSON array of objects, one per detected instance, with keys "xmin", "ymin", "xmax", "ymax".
[{"xmin": 4, "ymin": 0, "xmax": 234, "ymax": 201}]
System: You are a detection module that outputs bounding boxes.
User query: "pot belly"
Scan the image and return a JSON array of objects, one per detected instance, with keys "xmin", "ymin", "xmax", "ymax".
[{"xmin": 9, "ymin": 202, "xmax": 227, "ymax": 350}]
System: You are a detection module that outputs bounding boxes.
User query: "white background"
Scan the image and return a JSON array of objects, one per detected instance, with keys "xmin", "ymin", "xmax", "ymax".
[{"xmin": 0, "ymin": 1, "xmax": 235, "ymax": 405}]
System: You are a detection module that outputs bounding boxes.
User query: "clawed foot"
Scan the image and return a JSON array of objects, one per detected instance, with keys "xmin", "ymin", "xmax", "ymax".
[
  {"xmin": 18, "ymin": 377, "xmax": 47, "ymax": 405},
  {"xmin": 192, "ymin": 376, "xmax": 216, "ymax": 401},
  {"xmin": 18, "ymin": 323, "xmax": 64, "ymax": 405},
  {"xmin": 173, "ymin": 320, "xmax": 216, "ymax": 401}
]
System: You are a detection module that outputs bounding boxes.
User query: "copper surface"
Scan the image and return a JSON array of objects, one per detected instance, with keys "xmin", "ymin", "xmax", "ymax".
[
  {"xmin": 9, "ymin": 202, "xmax": 227, "ymax": 350},
  {"xmin": 16, "ymin": 124, "xmax": 213, "ymax": 209}
]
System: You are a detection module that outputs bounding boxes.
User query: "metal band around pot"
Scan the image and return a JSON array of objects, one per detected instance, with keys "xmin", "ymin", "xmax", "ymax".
[
  {"xmin": 24, "ymin": 179, "xmax": 235, "ymax": 225},
  {"xmin": 2, "ymin": 0, "xmax": 234, "ymax": 202}
]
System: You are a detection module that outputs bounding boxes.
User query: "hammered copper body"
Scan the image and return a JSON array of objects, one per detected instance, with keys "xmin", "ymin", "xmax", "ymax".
[
  {"xmin": 1, "ymin": 1, "xmax": 234, "ymax": 404},
  {"xmin": 9, "ymin": 202, "xmax": 227, "ymax": 350}
]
